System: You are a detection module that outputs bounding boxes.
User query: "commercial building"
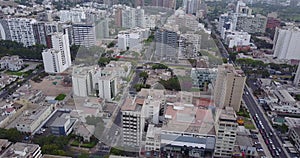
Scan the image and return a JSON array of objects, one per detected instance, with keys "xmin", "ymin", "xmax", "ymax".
[
  {"xmin": 160, "ymin": 102, "xmax": 216, "ymax": 157},
  {"xmin": 72, "ymin": 23, "xmax": 96, "ymax": 47},
  {"xmin": 236, "ymin": 14, "xmax": 267, "ymax": 33},
  {"xmin": 214, "ymin": 64, "xmax": 246, "ymax": 112},
  {"xmin": 1, "ymin": 142, "xmax": 42, "ymax": 158},
  {"xmin": 145, "ymin": 124, "xmax": 161, "ymax": 152},
  {"xmin": 214, "ymin": 107, "xmax": 238, "ymax": 158},
  {"xmin": 16, "ymin": 104, "xmax": 54, "ymax": 133},
  {"xmin": 190, "ymin": 68, "xmax": 217, "ymax": 90},
  {"xmin": 273, "ymin": 27, "xmax": 300, "ymax": 60},
  {"xmin": 0, "ymin": 55, "xmax": 24, "ymax": 71},
  {"xmin": 268, "ymin": 89, "xmax": 300, "ymax": 114},
  {"xmin": 50, "ymin": 113, "xmax": 77, "ymax": 136},
  {"xmin": 223, "ymin": 31, "xmax": 251, "ymax": 48},
  {"xmin": 155, "ymin": 28, "xmax": 178, "ymax": 61}
]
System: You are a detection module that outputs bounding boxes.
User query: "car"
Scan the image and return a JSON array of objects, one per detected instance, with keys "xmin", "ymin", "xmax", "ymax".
[
  {"xmin": 254, "ymin": 142, "xmax": 261, "ymax": 145},
  {"xmin": 265, "ymin": 139, "xmax": 269, "ymax": 144},
  {"xmin": 275, "ymin": 150, "xmax": 279, "ymax": 156},
  {"xmin": 277, "ymin": 148, "xmax": 281, "ymax": 153},
  {"xmin": 272, "ymin": 144, "xmax": 276, "ymax": 150},
  {"xmin": 269, "ymin": 132, "xmax": 273, "ymax": 136},
  {"xmin": 269, "ymin": 139, "xmax": 273, "ymax": 144},
  {"xmin": 115, "ymin": 131, "xmax": 119, "ymax": 136},
  {"xmin": 246, "ymin": 92, "xmax": 249, "ymax": 95}
]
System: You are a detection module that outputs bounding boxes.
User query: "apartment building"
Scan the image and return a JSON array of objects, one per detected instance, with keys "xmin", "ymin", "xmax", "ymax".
[
  {"xmin": 214, "ymin": 107, "xmax": 238, "ymax": 158},
  {"xmin": 1, "ymin": 142, "xmax": 42, "ymax": 158},
  {"xmin": 190, "ymin": 68, "xmax": 217, "ymax": 90},
  {"xmin": 121, "ymin": 98, "xmax": 145, "ymax": 148},
  {"xmin": 155, "ymin": 28, "xmax": 178, "ymax": 61},
  {"xmin": 223, "ymin": 31, "xmax": 251, "ymax": 48},
  {"xmin": 273, "ymin": 27, "xmax": 300, "ymax": 60},
  {"xmin": 214, "ymin": 64, "xmax": 246, "ymax": 112},
  {"xmin": 121, "ymin": 6, "xmax": 145, "ymax": 29},
  {"xmin": 236, "ymin": 14, "xmax": 267, "ymax": 33},
  {"xmin": 117, "ymin": 28, "xmax": 149, "ymax": 51},
  {"xmin": 289, "ymin": 127, "xmax": 300, "ymax": 153},
  {"xmin": 0, "ymin": 18, "xmax": 36, "ymax": 47},
  {"xmin": 96, "ymin": 75, "xmax": 118, "ymax": 101},
  {"xmin": 72, "ymin": 23, "xmax": 96, "ymax": 47},
  {"xmin": 0, "ymin": 55, "xmax": 24, "ymax": 71}
]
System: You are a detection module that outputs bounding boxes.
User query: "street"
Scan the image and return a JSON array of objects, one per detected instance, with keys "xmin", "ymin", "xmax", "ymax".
[{"xmin": 243, "ymin": 86, "xmax": 289, "ymax": 158}]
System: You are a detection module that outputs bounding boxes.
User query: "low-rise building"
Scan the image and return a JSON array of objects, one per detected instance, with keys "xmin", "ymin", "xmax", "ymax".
[
  {"xmin": 15, "ymin": 104, "xmax": 55, "ymax": 133},
  {"xmin": 50, "ymin": 113, "xmax": 77, "ymax": 136},
  {"xmin": 117, "ymin": 28, "xmax": 149, "ymax": 51},
  {"xmin": 74, "ymin": 124, "xmax": 95, "ymax": 142},
  {"xmin": 268, "ymin": 89, "xmax": 300, "ymax": 114},
  {"xmin": 1, "ymin": 142, "xmax": 42, "ymax": 158},
  {"xmin": 190, "ymin": 68, "xmax": 217, "ymax": 90},
  {"xmin": 0, "ymin": 55, "xmax": 24, "ymax": 71},
  {"xmin": 223, "ymin": 31, "xmax": 251, "ymax": 49}
]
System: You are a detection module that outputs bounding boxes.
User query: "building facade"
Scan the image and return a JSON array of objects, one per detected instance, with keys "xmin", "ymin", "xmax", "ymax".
[
  {"xmin": 214, "ymin": 107, "xmax": 238, "ymax": 157},
  {"xmin": 273, "ymin": 27, "xmax": 300, "ymax": 60},
  {"xmin": 214, "ymin": 64, "xmax": 246, "ymax": 112},
  {"xmin": 155, "ymin": 28, "xmax": 178, "ymax": 61},
  {"xmin": 72, "ymin": 23, "xmax": 96, "ymax": 47}
]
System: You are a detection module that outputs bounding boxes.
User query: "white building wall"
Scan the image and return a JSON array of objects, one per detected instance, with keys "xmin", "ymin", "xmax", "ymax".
[{"xmin": 273, "ymin": 27, "xmax": 300, "ymax": 60}]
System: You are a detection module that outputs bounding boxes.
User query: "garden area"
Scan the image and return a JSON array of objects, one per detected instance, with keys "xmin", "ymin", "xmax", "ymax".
[
  {"xmin": 55, "ymin": 93, "xmax": 66, "ymax": 101},
  {"xmin": 70, "ymin": 137, "xmax": 97, "ymax": 148}
]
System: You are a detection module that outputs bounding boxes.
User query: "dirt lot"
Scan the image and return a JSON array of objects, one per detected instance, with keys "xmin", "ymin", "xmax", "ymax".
[{"xmin": 30, "ymin": 75, "xmax": 72, "ymax": 96}]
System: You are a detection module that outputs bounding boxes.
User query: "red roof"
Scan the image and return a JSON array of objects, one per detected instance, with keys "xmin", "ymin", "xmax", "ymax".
[{"xmin": 5, "ymin": 108, "xmax": 15, "ymax": 113}]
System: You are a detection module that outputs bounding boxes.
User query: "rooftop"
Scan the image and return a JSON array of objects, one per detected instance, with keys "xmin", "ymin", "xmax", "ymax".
[
  {"xmin": 220, "ymin": 107, "xmax": 237, "ymax": 121},
  {"xmin": 1, "ymin": 142, "xmax": 40, "ymax": 158},
  {"xmin": 163, "ymin": 103, "xmax": 215, "ymax": 134}
]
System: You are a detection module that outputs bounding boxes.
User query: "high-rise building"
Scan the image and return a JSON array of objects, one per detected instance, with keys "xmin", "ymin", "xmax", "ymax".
[
  {"xmin": 236, "ymin": 14, "xmax": 267, "ymax": 33},
  {"xmin": 151, "ymin": 0, "xmax": 175, "ymax": 9},
  {"xmin": 155, "ymin": 28, "xmax": 178, "ymax": 61},
  {"xmin": 42, "ymin": 32, "xmax": 72, "ymax": 73},
  {"xmin": 214, "ymin": 107, "xmax": 238, "ymax": 157},
  {"xmin": 214, "ymin": 64, "xmax": 246, "ymax": 112},
  {"xmin": 121, "ymin": 98, "xmax": 145, "ymax": 148},
  {"xmin": 294, "ymin": 62, "xmax": 300, "ymax": 86},
  {"xmin": 96, "ymin": 18, "xmax": 109, "ymax": 39},
  {"xmin": 121, "ymin": 6, "xmax": 145, "ymax": 29},
  {"xmin": 117, "ymin": 28, "xmax": 149, "ymax": 51},
  {"xmin": 114, "ymin": 8, "xmax": 122, "ymax": 27},
  {"xmin": 183, "ymin": 0, "xmax": 201, "ymax": 15},
  {"xmin": 72, "ymin": 66, "xmax": 94, "ymax": 97},
  {"xmin": 273, "ymin": 27, "xmax": 300, "ymax": 60},
  {"xmin": 72, "ymin": 23, "xmax": 96, "ymax": 47},
  {"xmin": 96, "ymin": 75, "xmax": 118, "ymax": 101},
  {"xmin": 0, "ymin": 18, "xmax": 37, "ymax": 47},
  {"xmin": 42, "ymin": 49, "xmax": 67, "ymax": 73}
]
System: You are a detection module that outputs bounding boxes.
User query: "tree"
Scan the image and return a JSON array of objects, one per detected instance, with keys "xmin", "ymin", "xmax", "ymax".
[
  {"xmin": 98, "ymin": 57, "xmax": 111, "ymax": 67},
  {"xmin": 222, "ymin": 58, "xmax": 228, "ymax": 63},
  {"xmin": 107, "ymin": 41, "xmax": 116, "ymax": 48},
  {"xmin": 139, "ymin": 71, "xmax": 148, "ymax": 79},
  {"xmin": 0, "ymin": 128, "xmax": 23, "ymax": 143}
]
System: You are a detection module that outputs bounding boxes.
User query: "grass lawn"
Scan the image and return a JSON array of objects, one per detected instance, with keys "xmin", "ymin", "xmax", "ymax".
[
  {"xmin": 6, "ymin": 71, "xmax": 24, "ymax": 76},
  {"xmin": 55, "ymin": 94, "xmax": 66, "ymax": 101},
  {"xmin": 237, "ymin": 108, "xmax": 250, "ymax": 118},
  {"xmin": 244, "ymin": 122, "xmax": 256, "ymax": 130}
]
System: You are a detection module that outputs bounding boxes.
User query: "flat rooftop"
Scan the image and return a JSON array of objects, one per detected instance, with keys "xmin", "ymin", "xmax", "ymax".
[{"xmin": 163, "ymin": 103, "xmax": 215, "ymax": 134}]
